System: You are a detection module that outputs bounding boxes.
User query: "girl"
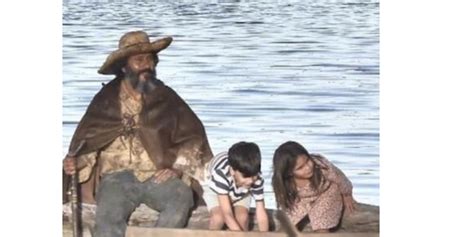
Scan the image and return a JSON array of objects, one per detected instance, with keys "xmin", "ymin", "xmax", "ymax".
[{"xmin": 272, "ymin": 141, "xmax": 356, "ymax": 232}]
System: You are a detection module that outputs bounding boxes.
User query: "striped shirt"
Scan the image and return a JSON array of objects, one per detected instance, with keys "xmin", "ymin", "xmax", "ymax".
[{"xmin": 207, "ymin": 152, "xmax": 264, "ymax": 202}]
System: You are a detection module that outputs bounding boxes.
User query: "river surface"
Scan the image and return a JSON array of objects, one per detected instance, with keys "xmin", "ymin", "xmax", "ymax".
[{"xmin": 63, "ymin": 0, "xmax": 379, "ymax": 208}]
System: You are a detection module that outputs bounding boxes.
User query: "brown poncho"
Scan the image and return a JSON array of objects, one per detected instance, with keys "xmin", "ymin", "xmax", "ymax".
[{"xmin": 63, "ymin": 77, "xmax": 213, "ymax": 203}]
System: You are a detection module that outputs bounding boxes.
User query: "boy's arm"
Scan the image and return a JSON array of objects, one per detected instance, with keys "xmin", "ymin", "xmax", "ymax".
[
  {"xmin": 217, "ymin": 194, "xmax": 242, "ymax": 231},
  {"xmin": 255, "ymin": 200, "xmax": 269, "ymax": 231}
]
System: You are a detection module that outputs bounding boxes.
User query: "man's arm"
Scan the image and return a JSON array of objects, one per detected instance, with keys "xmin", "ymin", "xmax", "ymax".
[
  {"xmin": 255, "ymin": 200, "xmax": 269, "ymax": 231},
  {"xmin": 63, "ymin": 151, "xmax": 97, "ymax": 183},
  {"xmin": 217, "ymin": 194, "xmax": 242, "ymax": 231},
  {"xmin": 153, "ymin": 168, "xmax": 182, "ymax": 184}
]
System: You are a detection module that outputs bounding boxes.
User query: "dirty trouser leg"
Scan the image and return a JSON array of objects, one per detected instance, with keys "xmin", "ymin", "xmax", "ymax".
[
  {"xmin": 142, "ymin": 177, "xmax": 194, "ymax": 228},
  {"xmin": 93, "ymin": 171, "xmax": 142, "ymax": 237}
]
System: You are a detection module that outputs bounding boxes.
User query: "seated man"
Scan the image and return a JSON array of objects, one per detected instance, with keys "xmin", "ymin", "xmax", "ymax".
[{"xmin": 63, "ymin": 31, "xmax": 213, "ymax": 237}]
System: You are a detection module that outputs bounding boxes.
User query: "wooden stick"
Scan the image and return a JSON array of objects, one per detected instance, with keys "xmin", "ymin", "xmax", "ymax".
[
  {"xmin": 68, "ymin": 140, "xmax": 86, "ymax": 237},
  {"xmin": 276, "ymin": 210, "xmax": 300, "ymax": 237}
]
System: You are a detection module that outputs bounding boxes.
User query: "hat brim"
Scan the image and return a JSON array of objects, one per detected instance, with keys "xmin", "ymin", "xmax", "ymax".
[{"xmin": 98, "ymin": 36, "xmax": 173, "ymax": 75}]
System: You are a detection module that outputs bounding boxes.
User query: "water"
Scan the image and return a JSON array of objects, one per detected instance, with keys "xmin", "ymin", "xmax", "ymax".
[{"xmin": 63, "ymin": 0, "xmax": 379, "ymax": 208}]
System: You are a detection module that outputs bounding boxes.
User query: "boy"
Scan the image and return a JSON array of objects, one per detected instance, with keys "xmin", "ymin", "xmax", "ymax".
[{"xmin": 203, "ymin": 141, "xmax": 269, "ymax": 231}]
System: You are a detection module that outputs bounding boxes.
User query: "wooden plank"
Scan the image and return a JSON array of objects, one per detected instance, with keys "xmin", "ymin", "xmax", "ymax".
[
  {"xmin": 64, "ymin": 202, "xmax": 379, "ymax": 233},
  {"xmin": 125, "ymin": 226, "xmax": 380, "ymax": 237},
  {"xmin": 126, "ymin": 226, "xmax": 286, "ymax": 237}
]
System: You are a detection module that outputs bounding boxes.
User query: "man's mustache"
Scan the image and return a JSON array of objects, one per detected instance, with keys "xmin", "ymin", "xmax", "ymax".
[
  {"xmin": 138, "ymin": 69, "xmax": 156, "ymax": 79},
  {"xmin": 125, "ymin": 69, "xmax": 159, "ymax": 94}
]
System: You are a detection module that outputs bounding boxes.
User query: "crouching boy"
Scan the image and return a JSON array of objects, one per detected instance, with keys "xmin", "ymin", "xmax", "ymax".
[{"xmin": 203, "ymin": 141, "xmax": 269, "ymax": 231}]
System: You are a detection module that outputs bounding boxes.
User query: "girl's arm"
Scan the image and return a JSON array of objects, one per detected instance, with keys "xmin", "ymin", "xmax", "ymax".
[
  {"xmin": 313, "ymin": 154, "xmax": 353, "ymax": 195},
  {"xmin": 217, "ymin": 194, "xmax": 242, "ymax": 231},
  {"xmin": 255, "ymin": 200, "xmax": 269, "ymax": 231},
  {"xmin": 329, "ymin": 162, "xmax": 353, "ymax": 196},
  {"xmin": 313, "ymin": 154, "xmax": 356, "ymax": 213}
]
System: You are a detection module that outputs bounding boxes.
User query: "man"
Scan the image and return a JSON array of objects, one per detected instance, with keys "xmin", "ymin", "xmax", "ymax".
[{"xmin": 63, "ymin": 31, "xmax": 213, "ymax": 237}]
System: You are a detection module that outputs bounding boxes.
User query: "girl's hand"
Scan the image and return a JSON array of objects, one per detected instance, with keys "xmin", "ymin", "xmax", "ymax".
[{"xmin": 343, "ymin": 194, "xmax": 356, "ymax": 214}]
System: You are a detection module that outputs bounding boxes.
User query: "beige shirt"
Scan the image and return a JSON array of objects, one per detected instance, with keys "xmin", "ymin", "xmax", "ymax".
[{"xmin": 77, "ymin": 81, "xmax": 156, "ymax": 183}]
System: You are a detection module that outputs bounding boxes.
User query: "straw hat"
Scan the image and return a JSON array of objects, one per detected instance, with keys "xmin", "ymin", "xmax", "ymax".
[{"xmin": 98, "ymin": 31, "xmax": 172, "ymax": 75}]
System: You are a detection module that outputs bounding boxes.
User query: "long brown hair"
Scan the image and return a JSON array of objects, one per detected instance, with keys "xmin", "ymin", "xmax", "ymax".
[{"xmin": 272, "ymin": 141, "xmax": 328, "ymax": 210}]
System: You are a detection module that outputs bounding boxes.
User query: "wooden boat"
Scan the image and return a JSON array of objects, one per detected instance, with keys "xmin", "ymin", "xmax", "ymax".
[{"xmin": 63, "ymin": 202, "xmax": 379, "ymax": 237}]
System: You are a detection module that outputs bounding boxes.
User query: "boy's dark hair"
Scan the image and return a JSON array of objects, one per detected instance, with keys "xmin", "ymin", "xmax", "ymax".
[{"xmin": 228, "ymin": 141, "xmax": 261, "ymax": 177}]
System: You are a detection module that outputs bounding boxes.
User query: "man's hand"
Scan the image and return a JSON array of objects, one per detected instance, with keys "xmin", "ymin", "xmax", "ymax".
[
  {"xmin": 343, "ymin": 194, "xmax": 357, "ymax": 214},
  {"xmin": 153, "ymin": 168, "xmax": 181, "ymax": 184},
  {"xmin": 63, "ymin": 156, "xmax": 76, "ymax": 175}
]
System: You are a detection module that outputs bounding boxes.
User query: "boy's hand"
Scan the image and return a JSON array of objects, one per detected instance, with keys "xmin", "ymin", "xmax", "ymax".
[
  {"xmin": 217, "ymin": 194, "xmax": 242, "ymax": 231},
  {"xmin": 255, "ymin": 200, "xmax": 269, "ymax": 231}
]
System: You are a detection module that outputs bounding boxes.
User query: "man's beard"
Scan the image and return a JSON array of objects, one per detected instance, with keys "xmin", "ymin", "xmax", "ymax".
[{"xmin": 124, "ymin": 68, "xmax": 160, "ymax": 94}]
